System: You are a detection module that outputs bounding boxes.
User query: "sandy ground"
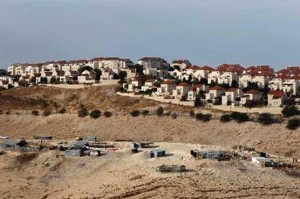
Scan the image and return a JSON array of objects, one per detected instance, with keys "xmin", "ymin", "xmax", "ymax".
[
  {"xmin": 0, "ymin": 114, "xmax": 299, "ymax": 158},
  {"xmin": 0, "ymin": 142, "xmax": 299, "ymax": 199}
]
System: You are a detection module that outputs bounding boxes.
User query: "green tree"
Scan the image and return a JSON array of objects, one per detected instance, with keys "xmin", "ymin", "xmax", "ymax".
[
  {"xmin": 286, "ymin": 118, "xmax": 300, "ymax": 130},
  {"xmin": 282, "ymin": 106, "xmax": 299, "ymax": 117},
  {"xmin": 220, "ymin": 114, "xmax": 231, "ymax": 122},
  {"xmin": 257, "ymin": 113, "xmax": 274, "ymax": 125},
  {"xmin": 40, "ymin": 77, "xmax": 48, "ymax": 84},
  {"xmin": 231, "ymin": 80, "xmax": 239, "ymax": 88},
  {"xmin": 156, "ymin": 107, "xmax": 164, "ymax": 117},
  {"xmin": 78, "ymin": 66, "xmax": 93, "ymax": 75},
  {"xmin": 90, "ymin": 109, "xmax": 101, "ymax": 119}
]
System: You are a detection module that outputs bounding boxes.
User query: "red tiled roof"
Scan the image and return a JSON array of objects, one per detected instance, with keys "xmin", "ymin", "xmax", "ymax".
[
  {"xmin": 186, "ymin": 65, "xmax": 201, "ymax": 70},
  {"xmin": 145, "ymin": 79, "xmax": 156, "ymax": 83},
  {"xmin": 246, "ymin": 90, "xmax": 261, "ymax": 94},
  {"xmin": 226, "ymin": 88, "xmax": 237, "ymax": 92},
  {"xmin": 162, "ymin": 80, "xmax": 176, "ymax": 85},
  {"xmin": 177, "ymin": 82, "xmax": 191, "ymax": 87},
  {"xmin": 209, "ymin": 86, "xmax": 225, "ymax": 91},
  {"xmin": 268, "ymin": 90, "xmax": 285, "ymax": 98},
  {"xmin": 193, "ymin": 83, "xmax": 204, "ymax": 88},
  {"xmin": 200, "ymin": 65, "xmax": 215, "ymax": 71}
]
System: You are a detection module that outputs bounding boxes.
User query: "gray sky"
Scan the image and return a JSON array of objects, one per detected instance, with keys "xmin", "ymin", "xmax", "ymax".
[{"xmin": 0, "ymin": 0, "xmax": 300, "ymax": 70}]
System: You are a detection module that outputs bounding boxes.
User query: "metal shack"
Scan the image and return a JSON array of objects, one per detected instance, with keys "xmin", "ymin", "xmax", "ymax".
[
  {"xmin": 64, "ymin": 149, "xmax": 83, "ymax": 157},
  {"xmin": 82, "ymin": 135, "xmax": 97, "ymax": 142},
  {"xmin": 148, "ymin": 149, "xmax": 166, "ymax": 158},
  {"xmin": 33, "ymin": 135, "xmax": 53, "ymax": 140},
  {"xmin": 202, "ymin": 150, "xmax": 225, "ymax": 159},
  {"xmin": 157, "ymin": 164, "xmax": 186, "ymax": 173},
  {"xmin": 71, "ymin": 140, "xmax": 89, "ymax": 149},
  {"xmin": 252, "ymin": 157, "xmax": 273, "ymax": 167},
  {"xmin": 1, "ymin": 139, "xmax": 28, "ymax": 150}
]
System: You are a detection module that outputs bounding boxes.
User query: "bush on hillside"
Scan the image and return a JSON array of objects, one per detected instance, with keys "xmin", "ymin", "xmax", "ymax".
[
  {"xmin": 286, "ymin": 118, "xmax": 300, "ymax": 130},
  {"xmin": 220, "ymin": 114, "xmax": 231, "ymax": 123},
  {"xmin": 282, "ymin": 106, "xmax": 299, "ymax": 117},
  {"xmin": 130, "ymin": 110, "xmax": 140, "ymax": 117},
  {"xmin": 103, "ymin": 111, "xmax": 112, "ymax": 117},
  {"xmin": 43, "ymin": 110, "xmax": 52, "ymax": 117},
  {"xmin": 257, "ymin": 113, "xmax": 274, "ymax": 125},
  {"xmin": 90, "ymin": 110, "xmax": 101, "ymax": 119},
  {"xmin": 142, "ymin": 110, "xmax": 150, "ymax": 116},
  {"xmin": 5, "ymin": 110, "xmax": 10, "ymax": 115},
  {"xmin": 58, "ymin": 108, "xmax": 66, "ymax": 114},
  {"xmin": 171, "ymin": 112, "xmax": 178, "ymax": 119},
  {"xmin": 78, "ymin": 108, "xmax": 89, "ymax": 118},
  {"xmin": 32, "ymin": 110, "xmax": 39, "ymax": 116},
  {"xmin": 202, "ymin": 114, "xmax": 212, "ymax": 122},
  {"xmin": 230, "ymin": 112, "xmax": 249, "ymax": 123},
  {"xmin": 195, "ymin": 113, "xmax": 203, "ymax": 120},
  {"xmin": 190, "ymin": 111, "xmax": 195, "ymax": 118},
  {"xmin": 156, "ymin": 107, "xmax": 164, "ymax": 117}
]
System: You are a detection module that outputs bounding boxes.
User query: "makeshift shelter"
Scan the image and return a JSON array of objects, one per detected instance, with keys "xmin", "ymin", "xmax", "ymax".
[{"xmin": 148, "ymin": 149, "xmax": 166, "ymax": 158}]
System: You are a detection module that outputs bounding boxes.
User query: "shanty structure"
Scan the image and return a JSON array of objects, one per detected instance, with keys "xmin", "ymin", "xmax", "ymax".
[
  {"xmin": 191, "ymin": 150, "xmax": 229, "ymax": 160},
  {"xmin": 82, "ymin": 135, "xmax": 97, "ymax": 142},
  {"xmin": 130, "ymin": 142, "xmax": 141, "ymax": 153},
  {"xmin": 33, "ymin": 135, "xmax": 53, "ymax": 140},
  {"xmin": 64, "ymin": 149, "xmax": 83, "ymax": 157},
  {"xmin": 252, "ymin": 157, "xmax": 274, "ymax": 167},
  {"xmin": 1, "ymin": 139, "xmax": 28, "ymax": 150},
  {"xmin": 148, "ymin": 149, "xmax": 166, "ymax": 158},
  {"xmin": 71, "ymin": 140, "xmax": 89, "ymax": 149},
  {"xmin": 157, "ymin": 164, "xmax": 186, "ymax": 173}
]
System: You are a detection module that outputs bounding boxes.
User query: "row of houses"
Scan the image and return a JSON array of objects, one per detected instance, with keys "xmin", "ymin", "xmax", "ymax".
[
  {"xmin": 125, "ymin": 77, "xmax": 289, "ymax": 107},
  {"xmin": 4, "ymin": 57, "xmax": 300, "ymax": 97}
]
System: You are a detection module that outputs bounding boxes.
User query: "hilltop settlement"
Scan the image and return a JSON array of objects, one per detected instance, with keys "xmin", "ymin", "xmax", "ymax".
[{"xmin": 1, "ymin": 57, "xmax": 300, "ymax": 108}]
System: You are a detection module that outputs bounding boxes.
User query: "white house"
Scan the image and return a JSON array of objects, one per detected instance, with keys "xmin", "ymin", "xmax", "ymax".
[
  {"xmin": 141, "ymin": 79, "xmax": 156, "ymax": 91},
  {"xmin": 240, "ymin": 90, "xmax": 262, "ymax": 105},
  {"xmin": 267, "ymin": 90, "xmax": 286, "ymax": 107},
  {"xmin": 170, "ymin": 59, "xmax": 191, "ymax": 70},
  {"xmin": 222, "ymin": 88, "xmax": 244, "ymax": 106},
  {"xmin": 157, "ymin": 79, "xmax": 176, "ymax": 96},
  {"xmin": 282, "ymin": 77, "xmax": 300, "ymax": 95},
  {"xmin": 127, "ymin": 77, "xmax": 141, "ymax": 92},
  {"xmin": 173, "ymin": 82, "xmax": 191, "ymax": 99},
  {"xmin": 138, "ymin": 57, "xmax": 169, "ymax": 70},
  {"xmin": 78, "ymin": 70, "xmax": 96, "ymax": 83},
  {"xmin": 187, "ymin": 83, "xmax": 207, "ymax": 101},
  {"xmin": 205, "ymin": 86, "xmax": 225, "ymax": 102}
]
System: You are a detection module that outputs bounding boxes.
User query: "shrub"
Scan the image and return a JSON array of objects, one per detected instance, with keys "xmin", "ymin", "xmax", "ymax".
[
  {"xmin": 58, "ymin": 108, "xmax": 66, "ymax": 114},
  {"xmin": 32, "ymin": 110, "xmax": 39, "ymax": 116},
  {"xmin": 195, "ymin": 113, "xmax": 203, "ymax": 120},
  {"xmin": 130, "ymin": 110, "xmax": 140, "ymax": 117},
  {"xmin": 236, "ymin": 113, "xmax": 249, "ymax": 123},
  {"xmin": 257, "ymin": 113, "xmax": 274, "ymax": 125},
  {"xmin": 286, "ymin": 118, "xmax": 300, "ymax": 130},
  {"xmin": 43, "ymin": 110, "xmax": 52, "ymax": 117},
  {"xmin": 190, "ymin": 111, "xmax": 195, "ymax": 118},
  {"xmin": 171, "ymin": 112, "xmax": 178, "ymax": 119},
  {"xmin": 230, "ymin": 112, "xmax": 249, "ymax": 123},
  {"xmin": 103, "ymin": 111, "xmax": 112, "ymax": 117},
  {"xmin": 5, "ymin": 110, "xmax": 10, "ymax": 115},
  {"xmin": 142, "ymin": 110, "xmax": 149, "ymax": 116},
  {"xmin": 220, "ymin": 114, "xmax": 231, "ymax": 122},
  {"xmin": 90, "ymin": 110, "xmax": 101, "ymax": 119},
  {"xmin": 202, "ymin": 114, "xmax": 212, "ymax": 122},
  {"xmin": 282, "ymin": 106, "xmax": 299, "ymax": 117},
  {"xmin": 0, "ymin": 109, "xmax": 2, "ymax": 115},
  {"xmin": 230, "ymin": 112, "xmax": 240, "ymax": 120},
  {"xmin": 78, "ymin": 108, "xmax": 89, "ymax": 118},
  {"xmin": 156, "ymin": 107, "xmax": 164, "ymax": 117}
]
